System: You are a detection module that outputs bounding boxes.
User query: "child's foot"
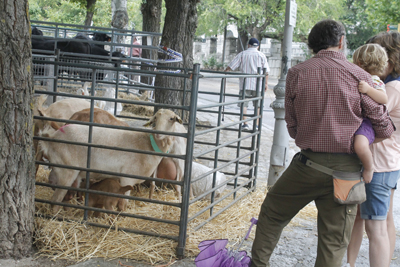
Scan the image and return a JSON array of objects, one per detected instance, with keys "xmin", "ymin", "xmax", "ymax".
[{"xmin": 362, "ymin": 168, "xmax": 374, "ymax": 183}]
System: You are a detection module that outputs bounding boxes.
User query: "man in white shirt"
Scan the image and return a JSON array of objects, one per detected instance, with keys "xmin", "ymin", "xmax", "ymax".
[{"xmin": 225, "ymin": 38, "xmax": 270, "ymax": 130}]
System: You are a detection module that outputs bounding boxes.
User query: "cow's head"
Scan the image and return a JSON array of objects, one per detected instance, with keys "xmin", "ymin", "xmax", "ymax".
[{"xmin": 144, "ymin": 109, "xmax": 183, "ymax": 148}]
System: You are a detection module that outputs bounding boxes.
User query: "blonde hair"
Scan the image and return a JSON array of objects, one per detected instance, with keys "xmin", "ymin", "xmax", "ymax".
[{"xmin": 352, "ymin": 43, "xmax": 388, "ymax": 76}]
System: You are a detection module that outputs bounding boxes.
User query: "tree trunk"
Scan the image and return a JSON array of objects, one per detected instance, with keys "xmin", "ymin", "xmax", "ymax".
[
  {"xmin": 111, "ymin": 0, "xmax": 129, "ymax": 50},
  {"xmin": 237, "ymin": 26, "xmax": 265, "ymax": 53},
  {"xmin": 84, "ymin": 0, "xmax": 97, "ymax": 27},
  {"xmin": 154, "ymin": 0, "xmax": 199, "ymax": 120},
  {"xmin": 111, "ymin": 0, "xmax": 129, "ymax": 29},
  {"xmin": 141, "ymin": 0, "xmax": 162, "ymax": 86},
  {"xmin": 0, "ymin": 0, "xmax": 35, "ymax": 259},
  {"xmin": 237, "ymin": 28, "xmax": 248, "ymax": 53}
]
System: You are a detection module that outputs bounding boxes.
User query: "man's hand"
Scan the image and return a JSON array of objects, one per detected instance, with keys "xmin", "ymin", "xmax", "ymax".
[
  {"xmin": 224, "ymin": 66, "xmax": 232, "ymax": 72},
  {"xmin": 358, "ymin": 81, "xmax": 370, "ymax": 94}
]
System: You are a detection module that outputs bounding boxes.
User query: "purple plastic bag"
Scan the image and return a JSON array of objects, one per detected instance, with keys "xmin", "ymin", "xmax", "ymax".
[
  {"xmin": 194, "ymin": 218, "xmax": 257, "ymax": 267},
  {"xmin": 195, "ymin": 239, "xmax": 229, "ymax": 267}
]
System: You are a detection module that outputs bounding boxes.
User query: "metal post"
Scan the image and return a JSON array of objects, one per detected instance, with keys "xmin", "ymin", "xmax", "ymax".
[
  {"xmin": 176, "ymin": 64, "xmax": 200, "ymax": 258},
  {"xmin": 267, "ymin": 0, "xmax": 297, "ymax": 186},
  {"xmin": 221, "ymin": 25, "xmax": 227, "ymax": 65}
]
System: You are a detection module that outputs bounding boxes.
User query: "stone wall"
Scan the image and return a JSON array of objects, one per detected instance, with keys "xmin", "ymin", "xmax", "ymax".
[{"xmin": 194, "ymin": 35, "xmax": 310, "ymax": 78}]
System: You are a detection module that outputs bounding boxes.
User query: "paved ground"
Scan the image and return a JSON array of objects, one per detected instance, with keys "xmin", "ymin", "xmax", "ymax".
[{"xmin": 3, "ymin": 75, "xmax": 400, "ymax": 266}]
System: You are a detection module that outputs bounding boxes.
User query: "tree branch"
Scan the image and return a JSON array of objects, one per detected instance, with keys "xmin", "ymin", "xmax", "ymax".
[{"xmin": 227, "ymin": 13, "xmax": 239, "ymax": 20}]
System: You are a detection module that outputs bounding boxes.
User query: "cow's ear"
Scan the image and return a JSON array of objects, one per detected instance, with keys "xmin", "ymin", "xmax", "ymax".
[
  {"xmin": 143, "ymin": 115, "xmax": 156, "ymax": 127},
  {"xmin": 38, "ymin": 108, "xmax": 47, "ymax": 117},
  {"xmin": 175, "ymin": 116, "xmax": 183, "ymax": 124}
]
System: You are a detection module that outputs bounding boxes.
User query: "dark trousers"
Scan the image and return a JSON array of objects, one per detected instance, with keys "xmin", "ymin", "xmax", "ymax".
[{"xmin": 251, "ymin": 150, "xmax": 360, "ymax": 267}]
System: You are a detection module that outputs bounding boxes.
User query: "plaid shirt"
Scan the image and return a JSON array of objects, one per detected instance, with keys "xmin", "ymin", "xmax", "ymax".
[
  {"xmin": 285, "ymin": 50, "xmax": 395, "ymax": 153},
  {"xmin": 228, "ymin": 47, "xmax": 270, "ymax": 91}
]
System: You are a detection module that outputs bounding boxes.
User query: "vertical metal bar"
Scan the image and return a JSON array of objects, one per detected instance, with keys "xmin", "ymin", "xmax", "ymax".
[
  {"xmin": 55, "ymin": 24, "xmax": 59, "ymax": 38},
  {"xmin": 110, "ymin": 29, "xmax": 116, "ymax": 61},
  {"xmin": 209, "ymin": 78, "xmax": 225, "ymax": 215},
  {"xmin": 248, "ymin": 68, "xmax": 262, "ymax": 183},
  {"xmin": 182, "ymin": 68, "xmax": 188, "ymax": 120},
  {"xmin": 52, "ymin": 49, "xmax": 60, "ymax": 103},
  {"xmin": 252, "ymin": 68, "xmax": 266, "ymax": 189},
  {"xmin": 176, "ymin": 64, "xmax": 200, "ymax": 258},
  {"xmin": 221, "ymin": 25, "xmax": 227, "ymax": 65},
  {"xmin": 222, "ymin": 79, "xmax": 226, "ymax": 122},
  {"xmin": 83, "ymin": 69, "xmax": 97, "ymax": 221},
  {"xmin": 233, "ymin": 79, "xmax": 247, "ymax": 199},
  {"xmin": 114, "ymin": 62, "xmax": 120, "ymax": 116}
]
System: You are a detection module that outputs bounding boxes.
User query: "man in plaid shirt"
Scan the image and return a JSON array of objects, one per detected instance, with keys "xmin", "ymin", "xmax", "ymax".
[{"xmin": 251, "ymin": 20, "xmax": 395, "ymax": 267}]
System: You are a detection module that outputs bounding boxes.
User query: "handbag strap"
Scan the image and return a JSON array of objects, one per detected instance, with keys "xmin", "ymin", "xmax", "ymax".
[
  {"xmin": 296, "ymin": 152, "xmax": 334, "ymax": 175},
  {"xmin": 295, "ymin": 152, "xmax": 362, "ymax": 180}
]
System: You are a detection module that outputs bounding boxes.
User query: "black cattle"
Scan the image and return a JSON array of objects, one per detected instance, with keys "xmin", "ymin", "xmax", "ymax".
[
  {"xmin": 93, "ymin": 33, "xmax": 111, "ymax": 42},
  {"xmin": 31, "ymin": 38, "xmax": 53, "ymax": 51},
  {"xmin": 73, "ymin": 33, "xmax": 92, "ymax": 41},
  {"xmin": 32, "ymin": 36, "xmax": 122, "ymax": 59},
  {"xmin": 72, "ymin": 33, "xmax": 112, "ymax": 52},
  {"xmin": 32, "ymin": 32, "xmax": 125, "ymax": 82},
  {"xmin": 73, "ymin": 32, "xmax": 111, "ymax": 50},
  {"xmin": 92, "ymin": 33, "xmax": 111, "ymax": 49},
  {"xmin": 32, "ymin": 38, "xmax": 91, "ymax": 54},
  {"xmin": 89, "ymin": 45, "xmax": 109, "ymax": 56},
  {"xmin": 31, "ymin": 26, "xmax": 43, "ymax": 36}
]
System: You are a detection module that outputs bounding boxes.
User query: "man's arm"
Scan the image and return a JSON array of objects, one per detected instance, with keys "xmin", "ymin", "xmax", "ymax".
[
  {"xmin": 358, "ymin": 73, "xmax": 394, "ymax": 139},
  {"xmin": 262, "ymin": 54, "xmax": 270, "ymax": 91},
  {"xmin": 224, "ymin": 52, "xmax": 242, "ymax": 72},
  {"xmin": 362, "ymin": 96, "xmax": 395, "ymax": 139},
  {"xmin": 284, "ymin": 69, "xmax": 298, "ymax": 139},
  {"xmin": 224, "ymin": 66, "xmax": 232, "ymax": 72}
]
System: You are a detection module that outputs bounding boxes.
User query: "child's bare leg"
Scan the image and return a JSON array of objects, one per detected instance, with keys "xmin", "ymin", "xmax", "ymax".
[{"xmin": 354, "ymin": 134, "xmax": 374, "ymax": 183}]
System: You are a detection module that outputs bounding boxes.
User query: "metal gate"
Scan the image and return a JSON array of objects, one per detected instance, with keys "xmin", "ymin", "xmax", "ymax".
[{"xmin": 32, "ymin": 21, "xmax": 266, "ymax": 258}]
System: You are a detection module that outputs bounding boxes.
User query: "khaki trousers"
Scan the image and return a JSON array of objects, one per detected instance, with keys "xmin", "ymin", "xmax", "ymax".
[{"xmin": 251, "ymin": 150, "xmax": 360, "ymax": 267}]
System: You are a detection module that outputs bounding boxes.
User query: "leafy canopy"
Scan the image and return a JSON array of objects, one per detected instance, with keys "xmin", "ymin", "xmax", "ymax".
[
  {"xmin": 364, "ymin": 0, "xmax": 400, "ymax": 31},
  {"xmin": 196, "ymin": 0, "xmax": 345, "ymax": 42},
  {"xmin": 29, "ymin": 0, "xmax": 142, "ymax": 30}
]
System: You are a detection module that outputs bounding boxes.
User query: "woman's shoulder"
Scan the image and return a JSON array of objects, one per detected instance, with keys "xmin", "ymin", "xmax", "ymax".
[
  {"xmin": 386, "ymin": 79, "xmax": 400, "ymax": 90},
  {"xmin": 385, "ymin": 80, "xmax": 400, "ymax": 102}
]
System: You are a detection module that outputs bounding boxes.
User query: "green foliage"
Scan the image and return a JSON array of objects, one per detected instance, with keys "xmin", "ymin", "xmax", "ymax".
[
  {"xmin": 341, "ymin": 0, "xmax": 376, "ymax": 51},
  {"xmin": 208, "ymin": 55, "xmax": 217, "ymax": 68},
  {"xmin": 196, "ymin": 0, "xmax": 226, "ymax": 36},
  {"xmin": 29, "ymin": 0, "xmax": 85, "ymax": 24},
  {"xmin": 28, "ymin": 0, "xmax": 400, "ymax": 51},
  {"xmin": 365, "ymin": 0, "xmax": 400, "ymax": 32},
  {"xmin": 201, "ymin": 55, "xmax": 224, "ymax": 69},
  {"xmin": 29, "ymin": 0, "xmax": 142, "ymax": 30},
  {"xmin": 216, "ymin": 62, "xmax": 225, "ymax": 70},
  {"xmin": 340, "ymin": 0, "xmax": 400, "ymax": 52},
  {"xmin": 294, "ymin": 0, "xmax": 345, "ymax": 42},
  {"xmin": 202, "ymin": 59, "xmax": 209, "ymax": 68},
  {"xmin": 196, "ymin": 0, "xmax": 346, "ymax": 43}
]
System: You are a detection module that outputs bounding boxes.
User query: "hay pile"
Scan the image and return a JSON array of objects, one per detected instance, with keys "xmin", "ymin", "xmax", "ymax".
[
  {"xmin": 118, "ymin": 92, "xmax": 154, "ymax": 117},
  {"xmin": 34, "ymin": 166, "xmax": 317, "ymax": 264}
]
